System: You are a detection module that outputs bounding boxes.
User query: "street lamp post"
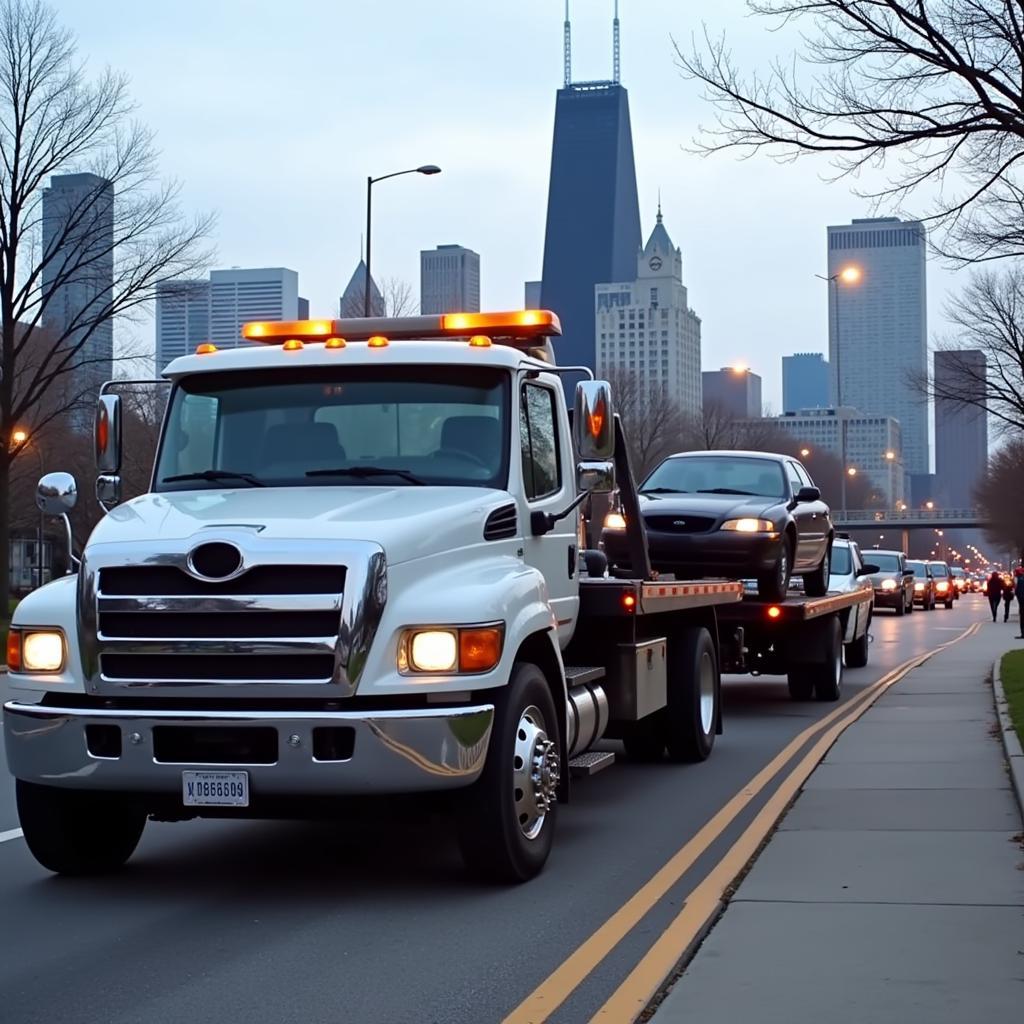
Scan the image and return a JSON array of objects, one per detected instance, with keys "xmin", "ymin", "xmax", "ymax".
[
  {"xmin": 11, "ymin": 428, "xmax": 44, "ymax": 588},
  {"xmin": 816, "ymin": 265, "xmax": 860, "ymax": 511},
  {"xmin": 364, "ymin": 164, "xmax": 441, "ymax": 317}
]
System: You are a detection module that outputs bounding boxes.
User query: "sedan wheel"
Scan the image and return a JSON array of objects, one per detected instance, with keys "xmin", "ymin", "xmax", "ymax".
[{"xmin": 757, "ymin": 537, "xmax": 792, "ymax": 602}]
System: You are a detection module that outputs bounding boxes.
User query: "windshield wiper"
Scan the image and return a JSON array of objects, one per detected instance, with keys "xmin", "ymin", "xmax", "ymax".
[
  {"xmin": 697, "ymin": 487, "xmax": 759, "ymax": 496},
  {"xmin": 640, "ymin": 486, "xmax": 687, "ymax": 494},
  {"xmin": 163, "ymin": 469, "xmax": 266, "ymax": 487},
  {"xmin": 306, "ymin": 466, "xmax": 426, "ymax": 485}
]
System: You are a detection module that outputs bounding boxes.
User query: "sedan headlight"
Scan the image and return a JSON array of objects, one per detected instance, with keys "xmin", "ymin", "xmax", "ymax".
[
  {"xmin": 914, "ymin": 582, "xmax": 925, "ymax": 592},
  {"xmin": 399, "ymin": 624, "xmax": 504, "ymax": 675},
  {"xmin": 880, "ymin": 579, "xmax": 898, "ymax": 591},
  {"xmin": 603, "ymin": 511, "xmax": 627, "ymax": 531},
  {"xmin": 935, "ymin": 581, "xmax": 949, "ymax": 592},
  {"xmin": 8, "ymin": 629, "xmax": 66, "ymax": 673},
  {"xmin": 720, "ymin": 518, "xmax": 775, "ymax": 534}
]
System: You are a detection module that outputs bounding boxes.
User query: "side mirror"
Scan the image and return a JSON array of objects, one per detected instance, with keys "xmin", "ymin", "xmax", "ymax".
[
  {"xmin": 36, "ymin": 472, "xmax": 78, "ymax": 516},
  {"xmin": 573, "ymin": 380, "xmax": 615, "ymax": 460},
  {"xmin": 576, "ymin": 460, "xmax": 614, "ymax": 494},
  {"xmin": 904, "ymin": 570, "xmax": 915, "ymax": 578},
  {"xmin": 95, "ymin": 394, "xmax": 122, "ymax": 474},
  {"xmin": 859, "ymin": 564, "xmax": 880, "ymax": 576},
  {"xmin": 795, "ymin": 485, "xmax": 820, "ymax": 503}
]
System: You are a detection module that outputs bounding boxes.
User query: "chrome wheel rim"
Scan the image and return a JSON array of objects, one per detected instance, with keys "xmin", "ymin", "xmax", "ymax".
[
  {"xmin": 513, "ymin": 704, "xmax": 559, "ymax": 841},
  {"xmin": 698, "ymin": 651, "xmax": 716, "ymax": 734}
]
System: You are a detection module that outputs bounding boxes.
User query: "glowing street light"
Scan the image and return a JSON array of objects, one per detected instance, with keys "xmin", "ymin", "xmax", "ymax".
[
  {"xmin": 925, "ymin": 500, "xmax": 935, "ymax": 510},
  {"xmin": 847, "ymin": 466, "xmax": 857, "ymax": 477},
  {"xmin": 838, "ymin": 265, "xmax": 862, "ymax": 285},
  {"xmin": 11, "ymin": 427, "xmax": 28, "ymax": 445},
  {"xmin": 800, "ymin": 447, "xmax": 811, "ymax": 458},
  {"xmin": 884, "ymin": 450, "xmax": 896, "ymax": 461}
]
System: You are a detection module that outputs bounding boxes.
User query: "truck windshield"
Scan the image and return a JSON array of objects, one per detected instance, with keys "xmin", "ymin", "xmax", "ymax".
[{"xmin": 153, "ymin": 366, "xmax": 510, "ymax": 491}]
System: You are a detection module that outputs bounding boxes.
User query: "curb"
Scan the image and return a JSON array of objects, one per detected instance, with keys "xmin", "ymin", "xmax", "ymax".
[{"xmin": 992, "ymin": 656, "xmax": 1024, "ymax": 823}]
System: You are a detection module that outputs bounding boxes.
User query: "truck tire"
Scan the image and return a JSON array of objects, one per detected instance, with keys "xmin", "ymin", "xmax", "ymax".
[
  {"xmin": 756, "ymin": 537, "xmax": 792, "ymax": 603},
  {"xmin": 802, "ymin": 543, "xmax": 831, "ymax": 598},
  {"xmin": 844, "ymin": 621, "xmax": 870, "ymax": 668},
  {"xmin": 814, "ymin": 617, "xmax": 844, "ymax": 702},
  {"xmin": 665, "ymin": 627, "xmax": 718, "ymax": 763},
  {"xmin": 621, "ymin": 714, "xmax": 666, "ymax": 762},
  {"xmin": 455, "ymin": 662, "xmax": 559, "ymax": 883},
  {"xmin": 787, "ymin": 668, "xmax": 814, "ymax": 700},
  {"xmin": 16, "ymin": 780, "xmax": 146, "ymax": 875}
]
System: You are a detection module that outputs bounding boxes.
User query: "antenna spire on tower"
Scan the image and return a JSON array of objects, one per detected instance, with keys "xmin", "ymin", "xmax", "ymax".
[
  {"xmin": 564, "ymin": 1, "xmax": 572, "ymax": 87},
  {"xmin": 613, "ymin": 0, "xmax": 620, "ymax": 83}
]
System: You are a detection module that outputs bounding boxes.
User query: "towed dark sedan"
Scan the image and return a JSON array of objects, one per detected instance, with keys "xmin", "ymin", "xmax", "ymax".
[{"xmin": 601, "ymin": 450, "xmax": 834, "ymax": 601}]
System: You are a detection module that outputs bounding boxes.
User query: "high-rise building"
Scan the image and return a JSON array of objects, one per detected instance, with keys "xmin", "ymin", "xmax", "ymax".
[
  {"xmin": 41, "ymin": 172, "xmax": 114, "ymax": 412},
  {"xmin": 767, "ymin": 406, "xmax": 906, "ymax": 505},
  {"xmin": 702, "ymin": 367, "xmax": 762, "ymax": 419},
  {"xmin": 827, "ymin": 216, "xmax": 928, "ymax": 474},
  {"xmin": 420, "ymin": 245, "xmax": 480, "ymax": 314},
  {"xmin": 209, "ymin": 268, "xmax": 299, "ymax": 349},
  {"xmin": 339, "ymin": 260, "xmax": 384, "ymax": 317},
  {"xmin": 155, "ymin": 280, "xmax": 211, "ymax": 371},
  {"xmin": 783, "ymin": 352, "xmax": 829, "ymax": 413},
  {"xmin": 595, "ymin": 206, "xmax": 702, "ymax": 416},
  {"xmin": 934, "ymin": 350, "xmax": 988, "ymax": 507},
  {"xmin": 539, "ymin": 7, "xmax": 641, "ymax": 370}
]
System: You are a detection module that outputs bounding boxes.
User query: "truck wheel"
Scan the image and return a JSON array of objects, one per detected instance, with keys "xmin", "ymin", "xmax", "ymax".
[
  {"xmin": 787, "ymin": 668, "xmax": 814, "ymax": 700},
  {"xmin": 756, "ymin": 538, "xmax": 792, "ymax": 603},
  {"xmin": 665, "ymin": 627, "xmax": 718, "ymax": 763},
  {"xmin": 621, "ymin": 714, "xmax": 666, "ymax": 762},
  {"xmin": 456, "ymin": 662, "xmax": 559, "ymax": 883},
  {"xmin": 844, "ymin": 624, "xmax": 870, "ymax": 668},
  {"xmin": 802, "ymin": 543, "xmax": 831, "ymax": 598},
  {"xmin": 16, "ymin": 780, "xmax": 145, "ymax": 875},
  {"xmin": 814, "ymin": 618, "xmax": 843, "ymax": 702}
]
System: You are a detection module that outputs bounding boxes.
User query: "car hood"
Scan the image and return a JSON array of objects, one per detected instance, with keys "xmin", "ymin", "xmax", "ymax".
[
  {"xmin": 87, "ymin": 486, "xmax": 514, "ymax": 567},
  {"xmin": 638, "ymin": 492, "xmax": 781, "ymax": 521}
]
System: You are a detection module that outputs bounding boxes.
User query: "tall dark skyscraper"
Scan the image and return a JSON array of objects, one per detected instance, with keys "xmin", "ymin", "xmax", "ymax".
[
  {"xmin": 540, "ymin": 4, "xmax": 641, "ymax": 370},
  {"xmin": 934, "ymin": 349, "xmax": 988, "ymax": 507}
]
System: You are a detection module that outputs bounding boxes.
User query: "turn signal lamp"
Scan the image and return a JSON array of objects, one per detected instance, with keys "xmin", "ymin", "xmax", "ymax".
[
  {"xmin": 767, "ymin": 605, "xmax": 782, "ymax": 620},
  {"xmin": 622, "ymin": 593, "xmax": 637, "ymax": 612},
  {"xmin": 195, "ymin": 343, "xmax": 218, "ymax": 355},
  {"xmin": 6, "ymin": 629, "xmax": 20, "ymax": 672},
  {"xmin": 367, "ymin": 335, "xmax": 389, "ymax": 348},
  {"xmin": 458, "ymin": 628, "xmax": 503, "ymax": 673}
]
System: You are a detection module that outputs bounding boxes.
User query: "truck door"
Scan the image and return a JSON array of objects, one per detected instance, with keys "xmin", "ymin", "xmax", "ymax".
[{"xmin": 519, "ymin": 381, "xmax": 578, "ymax": 647}]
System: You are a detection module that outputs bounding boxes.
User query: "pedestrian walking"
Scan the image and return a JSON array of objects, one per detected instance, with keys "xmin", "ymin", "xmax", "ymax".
[
  {"xmin": 1002, "ymin": 576, "xmax": 1015, "ymax": 622},
  {"xmin": 986, "ymin": 570, "xmax": 1003, "ymax": 622},
  {"xmin": 1015, "ymin": 564, "xmax": 1024, "ymax": 638}
]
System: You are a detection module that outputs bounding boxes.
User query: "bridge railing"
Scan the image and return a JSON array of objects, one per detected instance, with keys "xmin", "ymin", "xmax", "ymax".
[{"xmin": 833, "ymin": 509, "xmax": 981, "ymax": 524}]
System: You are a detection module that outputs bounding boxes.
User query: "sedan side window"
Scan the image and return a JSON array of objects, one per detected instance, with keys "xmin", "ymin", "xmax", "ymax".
[
  {"xmin": 794, "ymin": 462, "xmax": 814, "ymax": 488},
  {"xmin": 785, "ymin": 461, "xmax": 803, "ymax": 494}
]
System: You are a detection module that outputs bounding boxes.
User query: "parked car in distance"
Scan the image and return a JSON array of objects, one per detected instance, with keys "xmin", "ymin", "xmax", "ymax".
[
  {"xmin": 906, "ymin": 559, "xmax": 936, "ymax": 610},
  {"xmin": 826, "ymin": 538, "xmax": 876, "ymax": 667},
  {"xmin": 928, "ymin": 561, "xmax": 956, "ymax": 608},
  {"xmin": 950, "ymin": 566, "xmax": 967, "ymax": 597},
  {"xmin": 865, "ymin": 548, "xmax": 915, "ymax": 616},
  {"xmin": 601, "ymin": 450, "xmax": 834, "ymax": 602}
]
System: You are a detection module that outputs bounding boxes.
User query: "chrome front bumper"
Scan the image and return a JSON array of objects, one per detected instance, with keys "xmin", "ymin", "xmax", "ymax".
[{"xmin": 3, "ymin": 701, "xmax": 493, "ymax": 796}]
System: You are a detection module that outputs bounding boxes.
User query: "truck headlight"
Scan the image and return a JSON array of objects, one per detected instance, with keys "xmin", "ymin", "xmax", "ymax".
[
  {"xmin": 881, "ymin": 579, "xmax": 897, "ymax": 591},
  {"xmin": 603, "ymin": 511, "xmax": 626, "ymax": 531},
  {"xmin": 399, "ymin": 624, "xmax": 504, "ymax": 675},
  {"xmin": 11, "ymin": 629, "xmax": 66, "ymax": 672},
  {"xmin": 720, "ymin": 518, "xmax": 775, "ymax": 533}
]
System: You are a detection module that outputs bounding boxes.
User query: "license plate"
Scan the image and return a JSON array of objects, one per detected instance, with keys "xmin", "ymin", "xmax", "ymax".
[{"xmin": 182, "ymin": 770, "xmax": 249, "ymax": 807}]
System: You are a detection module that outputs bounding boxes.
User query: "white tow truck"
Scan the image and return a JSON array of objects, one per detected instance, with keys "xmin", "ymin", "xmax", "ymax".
[{"xmin": 4, "ymin": 310, "xmax": 744, "ymax": 882}]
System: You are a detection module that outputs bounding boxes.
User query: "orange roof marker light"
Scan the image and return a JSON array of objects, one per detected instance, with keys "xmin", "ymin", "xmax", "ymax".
[
  {"xmin": 441, "ymin": 310, "xmax": 561, "ymax": 337},
  {"xmin": 468, "ymin": 335, "xmax": 492, "ymax": 348},
  {"xmin": 367, "ymin": 335, "xmax": 389, "ymax": 348},
  {"xmin": 242, "ymin": 319, "xmax": 333, "ymax": 342},
  {"xmin": 282, "ymin": 339, "xmax": 304, "ymax": 352},
  {"xmin": 324, "ymin": 337, "xmax": 347, "ymax": 349},
  {"xmin": 195, "ymin": 343, "xmax": 218, "ymax": 355}
]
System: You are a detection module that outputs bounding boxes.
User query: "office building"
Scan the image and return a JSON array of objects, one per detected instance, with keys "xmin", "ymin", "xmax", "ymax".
[
  {"xmin": 340, "ymin": 260, "xmax": 384, "ymax": 317},
  {"xmin": 769, "ymin": 406, "xmax": 906, "ymax": 505},
  {"xmin": 595, "ymin": 206, "xmax": 702, "ymax": 417},
  {"xmin": 783, "ymin": 352, "xmax": 829, "ymax": 413},
  {"xmin": 420, "ymin": 245, "xmax": 480, "ymax": 314},
  {"xmin": 539, "ymin": 8, "xmax": 641, "ymax": 370},
  {"xmin": 155, "ymin": 280, "xmax": 211, "ymax": 371},
  {"xmin": 934, "ymin": 349, "xmax": 988, "ymax": 507},
  {"xmin": 524, "ymin": 281, "xmax": 542, "ymax": 308},
  {"xmin": 827, "ymin": 216, "xmax": 929, "ymax": 474},
  {"xmin": 41, "ymin": 173, "xmax": 114, "ymax": 416},
  {"xmin": 209, "ymin": 268, "xmax": 299, "ymax": 349},
  {"xmin": 703, "ymin": 367, "xmax": 762, "ymax": 419}
]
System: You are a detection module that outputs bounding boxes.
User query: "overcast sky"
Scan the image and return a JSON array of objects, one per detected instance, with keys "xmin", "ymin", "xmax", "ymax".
[{"xmin": 57, "ymin": 0, "xmax": 963, "ymax": 410}]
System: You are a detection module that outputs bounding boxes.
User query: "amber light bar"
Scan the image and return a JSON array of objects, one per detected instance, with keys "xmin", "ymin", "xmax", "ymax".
[{"xmin": 240, "ymin": 309, "xmax": 562, "ymax": 345}]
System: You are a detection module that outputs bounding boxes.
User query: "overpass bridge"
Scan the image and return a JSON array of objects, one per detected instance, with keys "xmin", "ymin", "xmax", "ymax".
[{"xmin": 833, "ymin": 509, "xmax": 987, "ymax": 530}]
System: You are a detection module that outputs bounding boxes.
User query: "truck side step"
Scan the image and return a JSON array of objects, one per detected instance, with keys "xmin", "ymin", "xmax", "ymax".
[
  {"xmin": 569, "ymin": 750, "xmax": 616, "ymax": 777},
  {"xmin": 565, "ymin": 665, "xmax": 606, "ymax": 686}
]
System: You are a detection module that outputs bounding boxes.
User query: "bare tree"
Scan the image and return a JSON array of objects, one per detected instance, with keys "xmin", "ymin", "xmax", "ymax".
[
  {"xmin": 339, "ymin": 277, "xmax": 417, "ymax": 318},
  {"xmin": 913, "ymin": 266, "xmax": 1024, "ymax": 434},
  {"xmin": 974, "ymin": 436, "xmax": 1024, "ymax": 560},
  {"xmin": 676, "ymin": 1, "xmax": 1024, "ymax": 262},
  {"xmin": 0, "ymin": 0, "xmax": 214, "ymax": 609},
  {"xmin": 605, "ymin": 369, "xmax": 689, "ymax": 479}
]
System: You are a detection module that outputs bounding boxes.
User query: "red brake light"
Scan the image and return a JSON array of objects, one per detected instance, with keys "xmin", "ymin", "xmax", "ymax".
[{"xmin": 767, "ymin": 606, "xmax": 782, "ymax": 620}]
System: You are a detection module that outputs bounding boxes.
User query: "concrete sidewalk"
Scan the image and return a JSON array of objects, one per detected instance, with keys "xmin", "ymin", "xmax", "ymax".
[{"xmin": 653, "ymin": 622, "xmax": 1024, "ymax": 1023}]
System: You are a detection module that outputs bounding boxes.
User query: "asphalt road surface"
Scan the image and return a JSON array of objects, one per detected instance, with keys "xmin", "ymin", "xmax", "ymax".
[{"xmin": 0, "ymin": 596, "xmax": 992, "ymax": 1024}]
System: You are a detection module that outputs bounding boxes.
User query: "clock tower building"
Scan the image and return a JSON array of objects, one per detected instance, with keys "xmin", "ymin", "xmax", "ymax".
[{"xmin": 595, "ymin": 205, "xmax": 703, "ymax": 418}]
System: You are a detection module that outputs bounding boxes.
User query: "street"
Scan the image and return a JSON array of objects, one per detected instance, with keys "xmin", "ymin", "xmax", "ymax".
[{"xmin": 0, "ymin": 595, "xmax": 992, "ymax": 1024}]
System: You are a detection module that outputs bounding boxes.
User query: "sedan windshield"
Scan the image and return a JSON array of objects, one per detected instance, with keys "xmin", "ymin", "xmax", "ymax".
[
  {"xmin": 154, "ymin": 366, "xmax": 510, "ymax": 491},
  {"xmin": 830, "ymin": 545, "xmax": 852, "ymax": 575},
  {"xmin": 930, "ymin": 563, "xmax": 949, "ymax": 577},
  {"xmin": 869, "ymin": 553, "xmax": 902, "ymax": 572},
  {"xmin": 642, "ymin": 456, "xmax": 786, "ymax": 499},
  {"xmin": 907, "ymin": 560, "xmax": 928, "ymax": 576}
]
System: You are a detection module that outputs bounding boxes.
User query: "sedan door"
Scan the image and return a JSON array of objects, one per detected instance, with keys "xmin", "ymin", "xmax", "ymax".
[
  {"xmin": 793, "ymin": 461, "xmax": 829, "ymax": 567},
  {"xmin": 785, "ymin": 460, "xmax": 816, "ymax": 568}
]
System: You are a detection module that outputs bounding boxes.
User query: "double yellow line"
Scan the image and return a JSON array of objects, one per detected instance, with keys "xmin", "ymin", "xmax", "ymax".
[{"xmin": 504, "ymin": 621, "xmax": 981, "ymax": 1024}]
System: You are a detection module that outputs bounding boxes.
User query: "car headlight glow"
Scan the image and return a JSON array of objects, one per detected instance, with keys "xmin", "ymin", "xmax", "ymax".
[
  {"xmin": 408, "ymin": 630, "xmax": 458, "ymax": 672},
  {"xmin": 603, "ymin": 511, "xmax": 627, "ymax": 531},
  {"xmin": 936, "ymin": 581, "xmax": 949, "ymax": 592},
  {"xmin": 21, "ymin": 630, "xmax": 66, "ymax": 672},
  {"xmin": 914, "ymin": 582, "xmax": 925, "ymax": 592},
  {"xmin": 721, "ymin": 518, "xmax": 775, "ymax": 533},
  {"xmin": 399, "ymin": 624, "xmax": 504, "ymax": 675},
  {"xmin": 881, "ymin": 579, "xmax": 897, "ymax": 591}
]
